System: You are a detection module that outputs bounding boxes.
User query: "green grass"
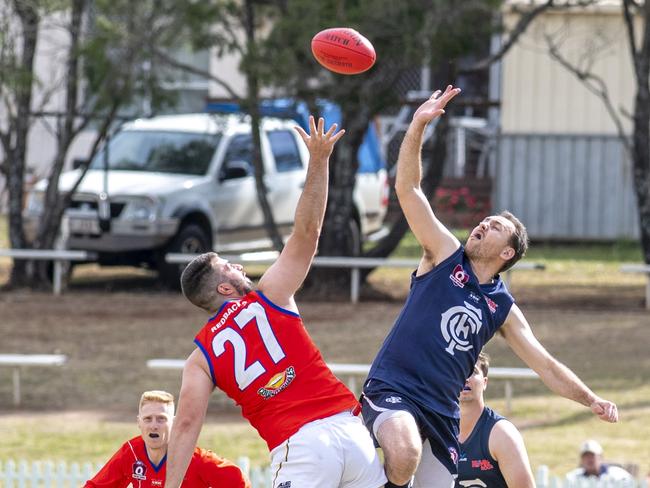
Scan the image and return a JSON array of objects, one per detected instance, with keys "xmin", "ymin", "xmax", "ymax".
[
  {"xmin": 2, "ymin": 386, "xmax": 648, "ymax": 478},
  {"xmin": 388, "ymin": 230, "xmax": 643, "ymax": 263},
  {"xmin": 0, "ymin": 214, "xmax": 7, "ymax": 248},
  {"xmin": 0, "ymin": 413, "xmax": 268, "ymax": 467}
]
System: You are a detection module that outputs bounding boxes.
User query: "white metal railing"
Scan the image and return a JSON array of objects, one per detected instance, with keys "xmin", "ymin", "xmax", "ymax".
[
  {"xmin": 147, "ymin": 359, "xmax": 539, "ymax": 414},
  {"xmin": 0, "ymin": 248, "xmax": 544, "ymax": 300},
  {"xmin": 0, "ymin": 249, "xmax": 96, "ymax": 295},
  {"xmin": 1, "ymin": 460, "xmax": 645, "ymax": 488},
  {"xmin": 166, "ymin": 252, "xmax": 546, "ymax": 303},
  {"xmin": 0, "ymin": 354, "xmax": 68, "ymax": 407}
]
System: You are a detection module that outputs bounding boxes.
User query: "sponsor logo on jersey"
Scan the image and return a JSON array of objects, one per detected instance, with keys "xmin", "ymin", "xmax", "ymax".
[
  {"xmin": 485, "ymin": 297, "xmax": 498, "ymax": 314},
  {"xmin": 469, "ymin": 292, "xmax": 481, "ymax": 303},
  {"xmin": 151, "ymin": 480, "xmax": 163, "ymax": 487},
  {"xmin": 472, "ymin": 459, "xmax": 495, "ymax": 471},
  {"xmin": 257, "ymin": 366, "xmax": 296, "ymax": 399},
  {"xmin": 440, "ymin": 302, "xmax": 483, "ymax": 355},
  {"xmin": 385, "ymin": 396, "xmax": 402, "ymax": 404},
  {"xmin": 278, "ymin": 482, "xmax": 292, "ymax": 488},
  {"xmin": 132, "ymin": 460, "xmax": 147, "ymax": 481},
  {"xmin": 449, "ymin": 447, "xmax": 459, "ymax": 465},
  {"xmin": 459, "ymin": 480, "xmax": 487, "ymax": 488},
  {"xmin": 450, "ymin": 265, "xmax": 470, "ymax": 288}
]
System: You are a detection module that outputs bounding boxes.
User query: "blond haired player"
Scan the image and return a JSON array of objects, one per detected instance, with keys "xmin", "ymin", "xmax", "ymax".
[{"xmin": 85, "ymin": 390, "xmax": 249, "ymax": 487}]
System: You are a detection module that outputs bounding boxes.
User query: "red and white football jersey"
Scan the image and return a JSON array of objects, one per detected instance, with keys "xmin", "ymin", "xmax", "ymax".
[
  {"xmin": 194, "ymin": 291, "xmax": 358, "ymax": 450},
  {"xmin": 84, "ymin": 436, "xmax": 250, "ymax": 487}
]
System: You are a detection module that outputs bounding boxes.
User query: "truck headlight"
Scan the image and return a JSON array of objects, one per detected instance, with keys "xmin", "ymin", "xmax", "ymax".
[
  {"xmin": 120, "ymin": 197, "xmax": 160, "ymax": 222},
  {"xmin": 25, "ymin": 191, "xmax": 45, "ymax": 215}
]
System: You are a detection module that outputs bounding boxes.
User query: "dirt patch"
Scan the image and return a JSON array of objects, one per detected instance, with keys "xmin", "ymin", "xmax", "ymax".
[{"xmin": 0, "ymin": 268, "xmax": 648, "ymax": 411}]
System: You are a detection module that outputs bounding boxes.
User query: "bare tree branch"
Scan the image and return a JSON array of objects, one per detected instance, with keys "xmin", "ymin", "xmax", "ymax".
[
  {"xmin": 622, "ymin": 0, "xmax": 642, "ymax": 80},
  {"xmin": 462, "ymin": 0, "xmax": 599, "ymax": 73},
  {"xmin": 545, "ymin": 33, "xmax": 632, "ymax": 156},
  {"xmin": 151, "ymin": 47, "xmax": 242, "ymax": 101}
]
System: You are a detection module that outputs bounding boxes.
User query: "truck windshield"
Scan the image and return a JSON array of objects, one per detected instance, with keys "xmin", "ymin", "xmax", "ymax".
[{"xmin": 90, "ymin": 130, "xmax": 221, "ymax": 175}]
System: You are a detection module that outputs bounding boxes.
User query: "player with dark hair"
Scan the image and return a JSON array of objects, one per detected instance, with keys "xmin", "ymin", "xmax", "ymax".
[
  {"xmin": 456, "ymin": 353, "xmax": 535, "ymax": 488},
  {"xmin": 164, "ymin": 117, "xmax": 386, "ymax": 488},
  {"xmin": 362, "ymin": 85, "xmax": 618, "ymax": 488}
]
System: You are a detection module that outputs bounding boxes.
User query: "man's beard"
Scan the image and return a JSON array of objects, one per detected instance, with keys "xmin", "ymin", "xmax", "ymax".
[{"xmin": 230, "ymin": 277, "xmax": 254, "ymax": 295}]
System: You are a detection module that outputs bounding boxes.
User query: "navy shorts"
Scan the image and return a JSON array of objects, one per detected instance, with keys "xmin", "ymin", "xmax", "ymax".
[{"xmin": 361, "ymin": 380, "xmax": 460, "ymax": 476}]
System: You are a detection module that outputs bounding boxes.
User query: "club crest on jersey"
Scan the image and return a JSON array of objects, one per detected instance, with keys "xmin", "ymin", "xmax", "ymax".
[
  {"xmin": 485, "ymin": 297, "xmax": 498, "ymax": 314},
  {"xmin": 450, "ymin": 265, "xmax": 470, "ymax": 288},
  {"xmin": 258, "ymin": 366, "xmax": 295, "ymax": 400},
  {"xmin": 449, "ymin": 447, "xmax": 459, "ymax": 465},
  {"xmin": 440, "ymin": 302, "xmax": 483, "ymax": 355},
  {"xmin": 132, "ymin": 460, "xmax": 147, "ymax": 481}
]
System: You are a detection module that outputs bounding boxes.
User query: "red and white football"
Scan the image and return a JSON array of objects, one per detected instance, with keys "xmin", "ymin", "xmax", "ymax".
[{"xmin": 311, "ymin": 27, "xmax": 376, "ymax": 75}]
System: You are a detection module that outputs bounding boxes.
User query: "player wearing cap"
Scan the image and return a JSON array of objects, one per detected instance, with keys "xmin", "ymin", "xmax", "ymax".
[{"xmin": 565, "ymin": 440, "xmax": 633, "ymax": 483}]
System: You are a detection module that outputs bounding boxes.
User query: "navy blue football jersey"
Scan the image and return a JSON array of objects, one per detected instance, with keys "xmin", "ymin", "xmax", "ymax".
[
  {"xmin": 456, "ymin": 407, "xmax": 508, "ymax": 488},
  {"xmin": 367, "ymin": 246, "xmax": 514, "ymax": 418}
]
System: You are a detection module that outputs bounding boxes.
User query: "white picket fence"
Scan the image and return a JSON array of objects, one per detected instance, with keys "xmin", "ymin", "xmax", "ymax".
[
  {"xmin": 0, "ymin": 459, "xmax": 646, "ymax": 487},
  {"xmin": 0, "ymin": 458, "xmax": 270, "ymax": 487}
]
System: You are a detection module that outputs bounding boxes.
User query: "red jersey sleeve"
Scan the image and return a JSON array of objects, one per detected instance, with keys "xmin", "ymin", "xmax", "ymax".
[
  {"xmin": 193, "ymin": 447, "xmax": 251, "ymax": 488},
  {"xmin": 84, "ymin": 443, "xmax": 130, "ymax": 488}
]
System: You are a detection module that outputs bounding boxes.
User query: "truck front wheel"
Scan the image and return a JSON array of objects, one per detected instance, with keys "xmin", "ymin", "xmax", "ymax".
[{"xmin": 158, "ymin": 223, "xmax": 211, "ymax": 288}]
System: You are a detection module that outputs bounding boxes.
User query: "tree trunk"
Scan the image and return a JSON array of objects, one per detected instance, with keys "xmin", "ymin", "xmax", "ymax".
[
  {"xmin": 243, "ymin": 0, "xmax": 284, "ymax": 251},
  {"xmin": 29, "ymin": 0, "xmax": 86, "ymax": 285},
  {"xmin": 625, "ymin": 1, "xmax": 650, "ymax": 264},
  {"xmin": 6, "ymin": 1, "xmax": 39, "ymax": 288},
  {"xmin": 632, "ymin": 61, "xmax": 650, "ymax": 261}
]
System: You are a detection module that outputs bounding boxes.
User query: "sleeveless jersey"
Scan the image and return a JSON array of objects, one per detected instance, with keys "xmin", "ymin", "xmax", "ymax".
[
  {"xmin": 367, "ymin": 246, "xmax": 514, "ymax": 418},
  {"xmin": 194, "ymin": 290, "xmax": 358, "ymax": 450},
  {"xmin": 84, "ymin": 436, "xmax": 249, "ymax": 488},
  {"xmin": 456, "ymin": 407, "xmax": 507, "ymax": 488}
]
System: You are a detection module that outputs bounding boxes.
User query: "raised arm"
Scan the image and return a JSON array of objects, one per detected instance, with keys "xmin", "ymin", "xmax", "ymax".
[
  {"xmin": 396, "ymin": 86, "xmax": 462, "ymax": 274},
  {"xmin": 164, "ymin": 349, "xmax": 215, "ymax": 488},
  {"xmin": 257, "ymin": 116, "xmax": 344, "ymax": 310},
  {"xmin": 489, "ymin": 420, "xmax": 535, "ymax": 488},
  {"xmin": 501, "ymin": 305, "xmax": 618, "ymax": 423}
]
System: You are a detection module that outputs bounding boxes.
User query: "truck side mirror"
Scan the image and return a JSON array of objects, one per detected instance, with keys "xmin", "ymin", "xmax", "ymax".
[
  {"xmin": 219, "ymin": 160, "xmax": 251, "ymax": 181},
  {"xmin": 72, "ymin": 158, "xmax": 89, "ymax": 170}
]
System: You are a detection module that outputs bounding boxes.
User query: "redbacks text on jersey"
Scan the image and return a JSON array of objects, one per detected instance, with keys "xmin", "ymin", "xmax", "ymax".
[{"xmin": 194, "ymin": 290, "xmax": 358, "ymax": 450}]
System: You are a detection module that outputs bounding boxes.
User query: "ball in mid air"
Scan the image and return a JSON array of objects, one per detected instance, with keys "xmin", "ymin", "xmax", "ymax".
[{"xmin": 311, "ymin": 27, "xmax": 376, "ymax": 75}]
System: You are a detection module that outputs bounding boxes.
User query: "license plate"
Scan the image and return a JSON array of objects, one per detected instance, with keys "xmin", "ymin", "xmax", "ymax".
[{"xmin": 69, "ymin": 218, "xmax": 100, "ymax": 235}]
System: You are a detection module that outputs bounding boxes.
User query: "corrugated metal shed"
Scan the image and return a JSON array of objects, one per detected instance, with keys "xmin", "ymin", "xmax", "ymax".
[
  {"xmin": 501, "ymin": 2, "xmax": 634, "ymax": 135},
  {"xmin": 494, "ymin": 134, "xmax": 638, "ymax": 239}
]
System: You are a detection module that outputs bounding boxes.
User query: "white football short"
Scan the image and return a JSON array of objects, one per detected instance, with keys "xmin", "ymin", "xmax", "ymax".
[{"xmin": 269, "ymin": 410, "xmax": 387, "ymax": 488}]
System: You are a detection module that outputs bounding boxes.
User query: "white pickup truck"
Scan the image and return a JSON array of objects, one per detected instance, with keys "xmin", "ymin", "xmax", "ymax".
[{"xmin": 23, "ymin": 113, "xmax": 388, "ymax": 286}]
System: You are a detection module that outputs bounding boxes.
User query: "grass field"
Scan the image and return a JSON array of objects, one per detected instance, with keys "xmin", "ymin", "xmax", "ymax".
[{"xmin": 1, "ymin": 215, "xmax": 649, "ymax": 477}]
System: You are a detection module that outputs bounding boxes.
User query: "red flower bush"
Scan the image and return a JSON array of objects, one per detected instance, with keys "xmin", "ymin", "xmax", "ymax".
[{"xmin": 433, "ymin": 186, "xmax": 490, "ymax": 229}]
